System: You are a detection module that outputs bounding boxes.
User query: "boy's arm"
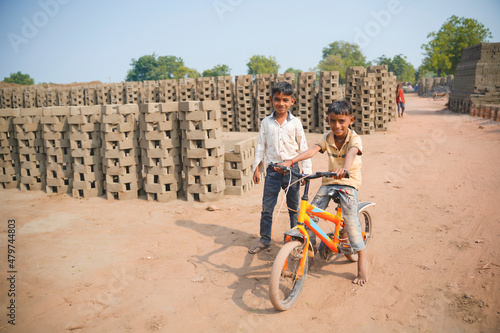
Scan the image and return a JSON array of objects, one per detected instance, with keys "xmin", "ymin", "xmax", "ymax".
[
  {"xmin": 296, "ymin": 123, "xmax": 313, "ymax": 174},
  {"xmin": 334, "ymin": 146, "xmax": 359, "ymax": 179},
  {"xmin": 281, "ymin": 144, "xmax": 321, "ymax": 169},
  {"xmin": 253, "ymin": 122, "xmax": 266, "ymax": 184}
]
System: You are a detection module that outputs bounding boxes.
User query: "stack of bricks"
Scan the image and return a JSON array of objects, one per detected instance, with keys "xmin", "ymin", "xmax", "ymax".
[
  {"xmin": 234, "ymin": 75, "xmax": 254, "ymax": 132},
  {"xmin": 101, "ymin": 104, "xmax": 142, "ymax": 200},
  {"xmin": 23, "ymin": 87, "xmax": 36, "ymax": 108},
  {"xmin": 0, "ymin": 109, "xmax": 19, "ymax": 189},
  {"xmin": 139, "ymin": 81, "xmax": 156, "ymax": 104},
  {"xmin": 108, "ymin": 83, "xmax": 124, "ymax": 105},
  {"xmin": 296, "ymin": 72, "xmax": 317, "ymax": 133},
  {"xmin": 317, "ymin": 71, "xmax": 340, "ymax": 132},
  {"xmin": 41, "ymin": 106, "xmax": 72, "ymax": 194},
  {"xmin": 124, "ymin": 82, "xmax": 140, "ymax": 105},
  {"xmin": 195, "ymin": 77, "xmax": 217, "ymax": 101},
  {"xmin": 345, "ymin": 67, "xmax": 366, "ymax": 111},
  {"xmin": 387, "ymin": 72, "xmax": 397, "ymax": 121},
  {"xmin": 180, "ymin": 100, "xmax": 225, "ymax": 202},
  {"xmin": 0, "ymin": 88, "xmax": 12, "ymax": 109},
  {"xmin": 139, "ymin": 102, "xmax": 181, "ymax": 202},
  {"xmin": 224, "ymin": 136, "xmax": 258, "ymax": 195},
  {"xmin": 178, "ymin": 78, "xmax": 196, "ymax": 102},
  {"xmin": 368, "ymin": 65, "xmax": 389, "ymax": 131},
  {"xmin": 355, "ymin": 72, "xmax": 376, "ymax": 135},
  {"xmin": 254, "ymin": 74, "xmax": 273, "ymax": 131},
  {"xmin": 272, "ymin": 73, "xmax": 295, "ymax": 85},
  {"xmin": 216, "ymin": 76, "xmax": 234, "ymax": 131},
  {"xmin": 14, "ymin": 108, "xmax": 45, "ymax": 191},
  {"xmin": 12, "ymin": 89, "xmax": 23, "ymax": 108},
  {"xmin": 157, "ymin": 79, "xmax": 178, "ymax": 102},
  {"xmin": 45, "ymin": 88, "xmax": 56, "ymax": 107},
  {"xmin": 450, "ymin": 43, "xmax": 500, "ymax": 114},
  {"xmin": 68, "ymin": 105, "xmax": 103, "ymax": 198},
  {"xmin": 83, "ymin": 85, "xmax": 97, "ymax": 106},
  {"xmin": 95, "ymin": 84, "xmax": 108, "ymax": 106},
  {"xmin": 56, "ymin": 88, "xmax": 70, "ymax": 106},
  {"xmin": 70, "ymin": 87, "xmax": 84, "ymax": 106}
]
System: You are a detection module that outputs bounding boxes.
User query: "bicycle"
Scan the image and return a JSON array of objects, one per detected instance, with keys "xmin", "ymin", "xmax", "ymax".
[{"xmin": 268, "ymin": 163, "xmax": 375, "ymax": 311}]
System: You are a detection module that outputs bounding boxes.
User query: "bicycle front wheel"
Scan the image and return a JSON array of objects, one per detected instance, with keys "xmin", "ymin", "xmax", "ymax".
[{"xmin": 269, "ymin": 240, "xmax": 308, "ymax": 311}]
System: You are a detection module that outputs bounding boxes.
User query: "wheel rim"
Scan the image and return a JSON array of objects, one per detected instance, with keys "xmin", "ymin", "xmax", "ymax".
[{"xmin": 277, "ymin": 246, "xmax": 305, "ymax": 303}]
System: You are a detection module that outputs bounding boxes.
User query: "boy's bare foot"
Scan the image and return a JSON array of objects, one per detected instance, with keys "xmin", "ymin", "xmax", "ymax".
[{"xmin": 353, "ymin": 250, "xmax": 368, "ymax": 286}]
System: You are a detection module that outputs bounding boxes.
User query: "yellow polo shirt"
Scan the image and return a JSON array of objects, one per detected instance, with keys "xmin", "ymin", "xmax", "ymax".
[{"xmin": 316, "ymin": 129, "xmax": 362, "ymax": 190}]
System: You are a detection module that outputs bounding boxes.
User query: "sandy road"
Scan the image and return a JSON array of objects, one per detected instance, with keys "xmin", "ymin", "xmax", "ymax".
[{"xmin": 0, "ymin": 94, "xmax": 499, "ymax": 332}]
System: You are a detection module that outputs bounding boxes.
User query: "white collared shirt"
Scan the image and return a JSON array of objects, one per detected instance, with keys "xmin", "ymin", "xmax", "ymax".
[{"xmin": 253, "ymin": 111, "xmax": 312, "ymax": 174}]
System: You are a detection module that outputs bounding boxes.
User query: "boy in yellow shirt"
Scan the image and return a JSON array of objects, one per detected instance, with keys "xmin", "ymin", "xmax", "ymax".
[{"xmin": 280, "ymin": 100, "xmax": 367, "ymax": 285}]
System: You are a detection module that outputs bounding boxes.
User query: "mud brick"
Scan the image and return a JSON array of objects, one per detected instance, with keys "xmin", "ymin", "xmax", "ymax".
[
  {"xmin": 106, "ymin": 189, "xmax": 138, "ymax": 200},
  {"xmin": 153, "ymin": 192, "xmax": 178, "ymax": 202},
  {"xmin": 141, "ymin": 156, "xmax": 178, "ymax": 168},
  {"xmin": 144, "ymin": 131, "xmax": 166, "ymax": 141},
  {"xmin": 198, "ymin": 191, "xmax": 224, "ymax": 202},
  {"xmin": 102, "ymin": 131, "xmax": 125, "ymax": 142},
  {"xmin": 186, "ymin": 148, "xmax": 208, "ymax": 159},
  {"xmin": 200, "ymin": 156, "xmax": 224, "ymax": 168},
  {"xmin": 185, "ymin": 164, "xmax": 224, "ymax": 176}
]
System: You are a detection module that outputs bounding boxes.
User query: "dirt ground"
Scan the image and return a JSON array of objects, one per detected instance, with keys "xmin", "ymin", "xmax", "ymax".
[{"xmin": 1, "ymin": 94, "xmax": 499, "ymax": 332}]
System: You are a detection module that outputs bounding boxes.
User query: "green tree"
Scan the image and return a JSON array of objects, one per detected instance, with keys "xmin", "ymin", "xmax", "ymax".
[
  {"xmin": 125, "ymin": 54, "xmax": 199, "ymax": 81},
  {"xmin": 375, "ymin": 54, "xmax": 415, "ymax": 83},
  {"xmin": 3, "ymin": 71, "xmax": 34, "ymax": 85},
  {"xmin": 202, "ymin": 64, "xmax": 231, "ymax": 77},
  {"xmin": 247, "ymin": 55, "xmax": 280, "ymax": 75},
  {"xmin": 421, "ymin": 16, "xmax": 492, "ymax": 76},
  {"xmin": 317, "ymin": 41, "xmax": 368, "ymax": 83}
]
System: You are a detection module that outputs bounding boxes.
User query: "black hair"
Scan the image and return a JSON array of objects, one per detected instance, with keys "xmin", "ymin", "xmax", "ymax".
[
  {"xmin": 327, "ymin": 100, "xmax": 353, "ymax": 116},
  {"xmin": 271, "ymin": 81, "xmax": 294, "ymax": 97}
]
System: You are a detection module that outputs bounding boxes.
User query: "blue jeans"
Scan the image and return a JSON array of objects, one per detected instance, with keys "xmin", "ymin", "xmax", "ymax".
[
  {"xmin": 310, "ymin": 184, "xmax": 365, "ymax": 252},
  {"xmin": 398, "ymin": 102, "xmax": 405, "ymax": 116},
  {"xmin": 259, "ymin": 164, "xmax": 301, "ymax": 245}
]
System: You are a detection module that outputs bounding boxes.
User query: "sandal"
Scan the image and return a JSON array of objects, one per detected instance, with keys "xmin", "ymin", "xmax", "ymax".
[{"xmin": 248, "ymin": 242, "xmax": 269, "ymax": 254}]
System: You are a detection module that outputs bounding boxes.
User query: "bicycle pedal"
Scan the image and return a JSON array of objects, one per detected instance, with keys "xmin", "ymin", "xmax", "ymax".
[{"xmin": 339, "ymin": 243, "xmax": 355, "ymax": 255}]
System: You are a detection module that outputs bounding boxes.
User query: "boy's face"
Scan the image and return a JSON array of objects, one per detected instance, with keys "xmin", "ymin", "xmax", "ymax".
[
  {"xmin": 328, "ymin": 113, "xmax": 354, "ymax": 138},
  {"xmin": 270, "ymin": 92, "xmax": 295, "ymax": 117}
]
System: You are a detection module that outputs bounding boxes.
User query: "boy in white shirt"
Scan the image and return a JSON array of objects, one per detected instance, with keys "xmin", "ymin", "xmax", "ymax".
[{"xmin": 248, "ymin": 82, "xmax": 312, "ymax": 254}]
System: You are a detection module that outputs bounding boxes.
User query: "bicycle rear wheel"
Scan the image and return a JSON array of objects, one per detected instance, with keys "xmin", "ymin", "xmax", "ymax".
[
  {"xmin": 269, "ymin": 240, "xmax": 308, "ymax": 311},
  {"xmin": 345, "ymin": 209, "xmax": 373, "ymax": 262}
]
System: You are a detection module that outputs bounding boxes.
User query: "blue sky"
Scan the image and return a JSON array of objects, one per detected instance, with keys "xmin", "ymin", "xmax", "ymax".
[{"xmin": 1, "ymin": 0, "xmax": 499, "ymax": 84}]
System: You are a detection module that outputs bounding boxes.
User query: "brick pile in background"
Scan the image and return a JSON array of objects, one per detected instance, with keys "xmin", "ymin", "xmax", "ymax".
[
  {"xmin": 41, "ymin": 106, "xmax": 72, "ymax": 194},
  {"xmin": 234, "ymin": 75, "xmax": 254, "ymax": 132},
  {"xmin": 216, "ymin": 76, "xmax": 234, "ymax": 131},
  {"xmin": 180, "ymin": 101, "xmax": 225, "ymax": 202},
  {"xmin": 14, "ymin": 108, "xmax": 45, "ymax": 191},
  {"xmin": 317, "ymin": 71, "xmax": 340, "ymax": 132},
  {"xmin": 68, "ymin": 105, "xmax": 103, "ymax": 198},
  {"xmin": 449, "ymin": 43, "xmax": 500, "ymax": 118},
  {"xmin": 139, "ymin": 102, "xmax": 182, "ymax": 202},
  {"xmin": 0, "ymin": 109, "xmax": 19, "ymax": 189},
  {"xmin": 101, "ymin": 105, "xmax": 142, "ymax": 200}
]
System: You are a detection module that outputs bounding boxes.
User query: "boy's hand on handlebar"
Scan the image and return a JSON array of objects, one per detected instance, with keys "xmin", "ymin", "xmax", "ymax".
[
  {"xmin": 334, "ymin": 168, "xmax": 349, "ymax": 179},
  {"xmin": 280, "ymin": 160, "xmax": 294, "ymax": 168}
]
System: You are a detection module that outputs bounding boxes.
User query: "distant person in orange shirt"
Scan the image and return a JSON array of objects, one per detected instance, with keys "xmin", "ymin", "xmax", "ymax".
[{"xmin": 396, "ymin": 84, "xmax": 405, "ymax": 117}]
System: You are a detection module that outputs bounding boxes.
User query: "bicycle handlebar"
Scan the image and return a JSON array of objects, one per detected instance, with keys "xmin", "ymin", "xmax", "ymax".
[{"xmin": 269, "ymin": 163, "xmax": 350, "ymax": 179}]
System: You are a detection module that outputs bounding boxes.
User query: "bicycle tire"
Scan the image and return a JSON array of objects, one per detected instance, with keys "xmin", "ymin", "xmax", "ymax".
[
  {"xmin": 345, "ymin": 209, "xmax": 373, "ymax": 262},
  {"xmin": 269, "ymin": 240, "xmax": 308, "ymax": 311}
]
